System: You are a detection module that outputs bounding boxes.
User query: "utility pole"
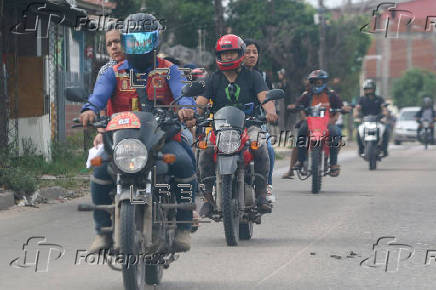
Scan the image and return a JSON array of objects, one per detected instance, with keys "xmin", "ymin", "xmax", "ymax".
[
  {"xmin": 214, "ymin": 0, "xmax": 224, "ymax": 37},
  {"xmin": 318, "ymin": 0, "xmax": 326, "ymax": 69}
]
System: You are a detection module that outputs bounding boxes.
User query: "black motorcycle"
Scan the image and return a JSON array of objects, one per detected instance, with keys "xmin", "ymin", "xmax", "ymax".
[
  {"xmin": 196, "ymin": 89, "xmax": 284, "ymax": 246},
  {"xmin": 67, "ymin": 83, "xmax": 202, "ymax": 289}
]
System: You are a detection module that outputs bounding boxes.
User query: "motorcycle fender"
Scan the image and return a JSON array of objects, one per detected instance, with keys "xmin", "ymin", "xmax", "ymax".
[
  {"xmin": 117, "ymin": 188, "xmax": 132, "ymax": 202},
  {"xmin": 364, "ymin": 135, "xmax": 377, "ymax": 141},
  {"xmin": 358, "ymin": 124, "xmax": 365, "ymax": 139},
  {"xmin": 217, "ymin": 155, "xmax": 239, "ymax": 175}
]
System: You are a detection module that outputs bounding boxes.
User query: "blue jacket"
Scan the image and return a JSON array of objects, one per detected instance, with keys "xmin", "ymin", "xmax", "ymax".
[{"xmin": 81, "ymin": 60, "xmax": 196, "ymax": 113}]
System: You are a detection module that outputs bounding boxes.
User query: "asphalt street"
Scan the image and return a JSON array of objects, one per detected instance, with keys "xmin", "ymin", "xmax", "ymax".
[{"xmin": 1, "ymin": 143, "xmax": 436, "ymax": 290}]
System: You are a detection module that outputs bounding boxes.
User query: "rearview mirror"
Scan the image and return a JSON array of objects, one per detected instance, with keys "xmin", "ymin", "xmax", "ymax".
[
  {"xmin": 181, "ymin": 81, "xmax": 205, "ymax": 97},
  {"xmin": 262, "ymin": 89, "xmax": 285, "ymax": 105},
  {"xmin": 65, "ymin": 87, "xmax": 88, "ymax": 103}
]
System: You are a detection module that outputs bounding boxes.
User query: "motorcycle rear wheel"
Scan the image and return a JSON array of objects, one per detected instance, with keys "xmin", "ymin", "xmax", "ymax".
[{"xmin": 239, "ymin": 222, "xmax": 253, "ymax": 240}]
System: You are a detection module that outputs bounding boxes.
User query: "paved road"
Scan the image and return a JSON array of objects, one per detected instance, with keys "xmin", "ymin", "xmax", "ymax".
[{"xmin": 1, "ymin": 143, "xmax": 436, "ymax": 290}]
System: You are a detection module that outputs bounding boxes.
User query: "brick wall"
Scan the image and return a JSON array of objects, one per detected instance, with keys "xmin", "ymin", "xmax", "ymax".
[{"xmin": 65, "ymin": 104, "xmax": 83, "ymax": 137}]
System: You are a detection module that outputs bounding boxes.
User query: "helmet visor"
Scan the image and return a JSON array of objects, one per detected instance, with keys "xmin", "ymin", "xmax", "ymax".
[{"xmin": 122, "ymin": 31, "xmax": 158, "ymax": 55}]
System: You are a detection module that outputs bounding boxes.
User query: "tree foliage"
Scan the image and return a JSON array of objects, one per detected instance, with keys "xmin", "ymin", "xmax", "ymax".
[
  {"xmin": 325, "ymin": 15, "xmax": 371, "ymax": 101},
  {"xmin": 109, "ymin": 0, "xmax": 371, "ymax": 104},
  {"xmin": 228, "ymin": 0, "xmax": 319, "ymax": 100},
  {"xmin": 392, "ymin": 68, "xmax": 436, "ymax": 108}
]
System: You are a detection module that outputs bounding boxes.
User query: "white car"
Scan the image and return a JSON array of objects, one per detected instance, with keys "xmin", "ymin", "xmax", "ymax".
[{"xmin": 393, "ymin": 107, "xmax": 420, "ymax": 145}]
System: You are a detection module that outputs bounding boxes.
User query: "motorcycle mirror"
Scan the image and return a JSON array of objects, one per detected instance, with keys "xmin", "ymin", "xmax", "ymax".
[
  {"xmin": 181, "ymin": 81, "xmax": 206, "ymax": 97},
  {"xmin": 262, "ymin": 89, "xmax": 285, "ymax": 105},
  {"xmin": 65, "ymin": 87, "xmax": 88, "ymax": 103}
]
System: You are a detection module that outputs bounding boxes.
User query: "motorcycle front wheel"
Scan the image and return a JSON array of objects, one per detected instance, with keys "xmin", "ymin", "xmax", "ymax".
[
  {"xmin": 366, "ymin": 142, "xmax": 377, "ymax": 170},
  {"xmin": 221, "ymin": 174, "xmax": 240, "ymax": 246},
  {"xmin": 311, "ymin": 147, "xmax": 322, "ymax": 194},
  {"xmin": 120, "ymin": 201, "xmax": 163, "ymax": 288}
]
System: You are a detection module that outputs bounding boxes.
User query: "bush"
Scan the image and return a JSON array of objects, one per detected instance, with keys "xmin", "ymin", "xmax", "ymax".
[
  {"xmin": 0, "ymin": 167, "xmax": 37, "ymax": 195},
  {"xmin": 0, "ymin": 136, "xmax": 90, "ymax": 195},
  {"xmin": 392, "ymin": 68, "xmax": 436, "ymax": 108}
]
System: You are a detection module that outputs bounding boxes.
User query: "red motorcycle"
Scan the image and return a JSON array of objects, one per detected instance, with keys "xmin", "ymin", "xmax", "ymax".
[{"xmin": 292, "ymin": 104, "xmax": 346, "ymax": 193}]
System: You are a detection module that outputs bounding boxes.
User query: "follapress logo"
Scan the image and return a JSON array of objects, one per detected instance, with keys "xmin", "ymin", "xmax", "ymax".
[
  {"xmin": 9, "ymin": 236, "xmax": 65, "ymax": 272},
  {"xmin": 361, "ymin": 236, "xmax": 414, "ymax": 272}
]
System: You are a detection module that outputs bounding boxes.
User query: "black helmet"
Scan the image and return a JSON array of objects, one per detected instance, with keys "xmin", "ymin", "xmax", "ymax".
[
  {"xmin": 424, "ymin": 96, "xmax": 433, "ymax": 107},
  {"xmin": 122, "ymin": 13, "xmax": 162, "ymax": 71},
  {"xmin": 363, "ymin": 79, "xmax": 376, "ymax": 90}
]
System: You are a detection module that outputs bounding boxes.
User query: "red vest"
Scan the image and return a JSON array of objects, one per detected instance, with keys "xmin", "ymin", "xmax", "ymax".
[{"xmin": 106, "ymin": 58, "xmax": 174, "ymax": 117}]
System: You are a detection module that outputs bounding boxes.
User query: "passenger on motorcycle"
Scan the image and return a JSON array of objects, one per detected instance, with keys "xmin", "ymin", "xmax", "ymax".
[
  {"xmin": 194, "ymin": 34, "xmax": 278, "ymax": 217},
  {"xmin": 353, "ymin": 79, "xmax": 389, "ymax": 156},
  {"xmin": 243, "ymin": 39, "xmax": 276, "ymax": 202},
  {"xmin": 416, "ymin": 96, "xmax": 436, "ymax": 144},
  {"xmin": 79, "ymin": 13, "xmax": 197, "ymax": 253},
  {"xmin": 293, "ymin": 70, "xmax": 345, "ymax": 177}
]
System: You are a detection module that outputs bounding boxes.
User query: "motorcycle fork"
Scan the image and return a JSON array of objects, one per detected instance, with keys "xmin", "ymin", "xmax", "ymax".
[
  {"xmin": 237, "ymin": 161, "xmax": 245, "ymax": 210},
  {"xmin": 215, "ymin": 168, "xmax": 222, "ymax": 212}
]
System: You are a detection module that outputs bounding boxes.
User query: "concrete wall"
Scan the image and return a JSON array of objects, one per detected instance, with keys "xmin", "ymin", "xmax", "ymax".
[{"xmin": 10, "ymin": 114, "xmax": 51, "ymax": 160}]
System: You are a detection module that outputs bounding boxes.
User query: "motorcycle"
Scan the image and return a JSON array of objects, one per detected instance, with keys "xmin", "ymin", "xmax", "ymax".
[
  {"xmin": 417, "ymin": 120, "xmax": 434, "ymax": 150},
  {"xmin": 291, "ymin": 104, "xmax": 347, "ymax": 193},
  {"xmin": 66, "ymin": 82, "xmax": 203, "ymax": 289},
  {"xmin": 358, "ymin": 115, "xmax": 386, "ymax": 170},
  {"xmin": 196, "ymin": 89, "xmax": 284, "ymax": 246}
]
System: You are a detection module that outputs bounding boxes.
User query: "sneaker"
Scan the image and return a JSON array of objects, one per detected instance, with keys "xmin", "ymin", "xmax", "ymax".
[
  {"xmin": 266, "ymin": 185, "xmax": 276, "ymax": 203},
  {"xmin": 281, "ymin": 171, "xmax": 295, "ymax": 179},
  {"xmin": 257, "ymin": 196, "xmax": 272, "ymax": 213},
  {"xmin": 88, "ymin": 234, "xmax": 112, "ymax": 253},
  {"xmin": 173, "ymin": 229, "xmax": 191, "ymax": 252}
]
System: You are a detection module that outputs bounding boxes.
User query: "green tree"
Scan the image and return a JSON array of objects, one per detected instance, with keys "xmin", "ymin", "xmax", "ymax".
[
  {"xmin": 392, "ymin": 68, "xmax": 436, "ymax": 108},
  {"xmin": 228, "ymin": 0, "xmax": 319, "ymax": 98},
  {"xmin": 325, "ymin": 15, "xmax": 371, "ymax": 101}
]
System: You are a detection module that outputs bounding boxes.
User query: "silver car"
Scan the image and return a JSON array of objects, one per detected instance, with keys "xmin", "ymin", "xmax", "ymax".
[{"xmin": 393, "ymin": 107, "xmax": 420, "ymax": 145}]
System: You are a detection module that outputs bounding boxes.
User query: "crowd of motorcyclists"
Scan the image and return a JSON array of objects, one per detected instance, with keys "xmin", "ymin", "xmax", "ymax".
[{"xmin": 77, "ymin": 12, "xmax": 436, "ymax": 278}]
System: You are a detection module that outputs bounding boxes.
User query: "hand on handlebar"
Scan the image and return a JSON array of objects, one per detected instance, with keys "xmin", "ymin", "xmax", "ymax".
[
  {"xmin": 79, "ymin": 110, "xmax": 96, "ymax": 128},
  {"xmin": 266, "ymin": 111, "xmax": 278, "ymax": 123},
  {"xmin": 178, "ymin": 108, "xmax": 196, "ymax": 128}
]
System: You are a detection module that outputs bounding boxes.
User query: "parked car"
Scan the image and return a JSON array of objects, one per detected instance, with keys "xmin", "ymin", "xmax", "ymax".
[{"xmin": 393, "ymin": 107, "xmax": 420, "ymax": 145}]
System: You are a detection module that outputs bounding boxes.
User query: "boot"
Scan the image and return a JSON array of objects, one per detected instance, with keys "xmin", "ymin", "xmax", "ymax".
[
  {"xmin": 88, "ymin": 234, "xmax": 112, "ymax": 253},
  {"xmin": 173, "ymin": 229, "xmax": 191, "ymax": 252},
  {"xmin": 199, "ymin": 192, "xmax": 215, "ymax": 218}
]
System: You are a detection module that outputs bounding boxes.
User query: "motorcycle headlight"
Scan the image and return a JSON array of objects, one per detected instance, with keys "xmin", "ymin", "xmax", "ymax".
[
  {"xmin": 114, "ymin": 139, "xmax": 148, "ymax": 173},
  {"xmin": 217, "ymin": 130, "xmax": 241, "ymax": 154},
  {"xmin": 364, "ymin": 122, "xmax": 377, "ymax": 129}
]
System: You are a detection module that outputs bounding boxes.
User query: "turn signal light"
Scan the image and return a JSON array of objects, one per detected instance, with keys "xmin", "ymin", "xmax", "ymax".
[
  {"xmin": 197, "ymin": 140, "xmax": 208, "ymax": 150},
  {"xmin": 250, "ymin": 141, "xmax": 259, "ymax": 150},
  {"xmin": 163, "ymin": 154, "xmax": 176, "ymax": 164},
  {"xmin": 90, "ymin": 156, "xmax": 102, "ymax": 167}
]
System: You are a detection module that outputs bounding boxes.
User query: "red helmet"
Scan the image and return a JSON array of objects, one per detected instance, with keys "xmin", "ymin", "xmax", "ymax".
[
  {"xmin": 215, "ymin": 34, "xmax": 246, "ymax": 71},
  {"xmin": 191, "ymin": 68, "xmax": 207, "ymax": 81}
]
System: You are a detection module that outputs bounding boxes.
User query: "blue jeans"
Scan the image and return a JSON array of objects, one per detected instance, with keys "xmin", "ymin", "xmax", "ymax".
[
  {"xmin": 267, "ymin": 139, "xmax": 275, "ymax": 185},
  {"xmin": 91, "ymin": 139, "xmax": 196, "ymax": 234}
]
